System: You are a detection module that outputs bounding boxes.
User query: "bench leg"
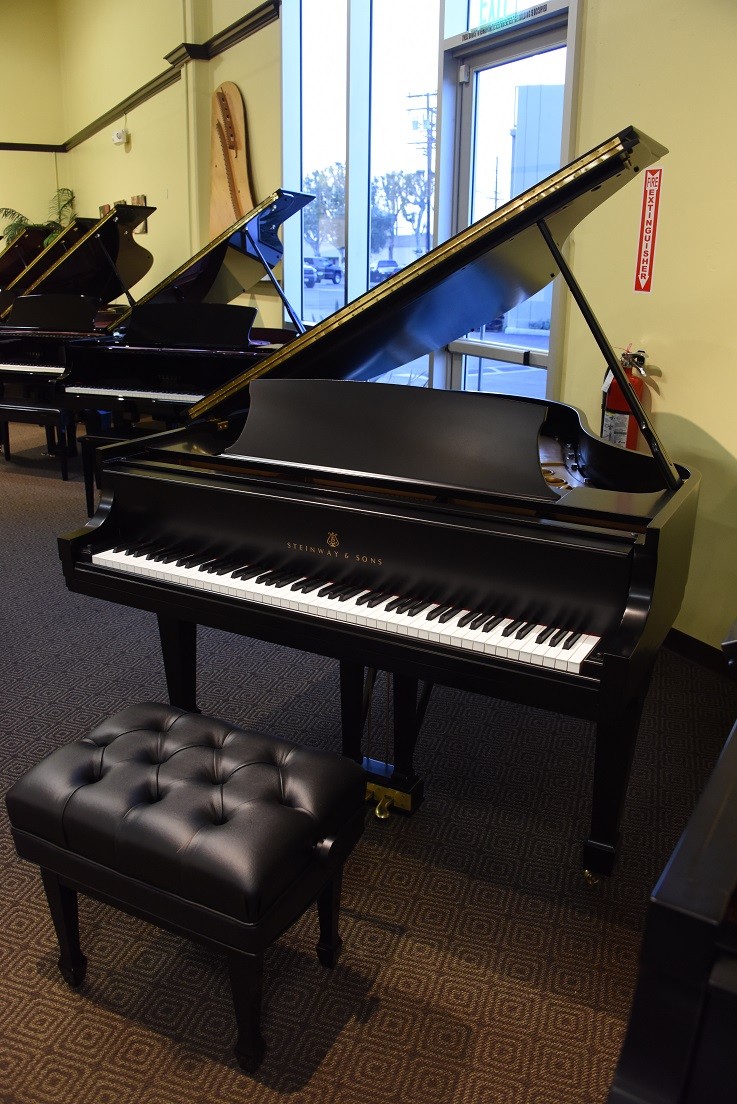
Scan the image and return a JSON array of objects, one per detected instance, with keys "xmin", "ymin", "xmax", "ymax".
[
  {"xmin": 227, "ymin": 950, "xmax": 266, "ymax": 1072},
  {"xmin": 0, "ymin": 420, "xmax": 9, "ymax": 460},
  {"xmin": 40, "ymin": 870, "xmax": 88, "ymax": 987},
  {"xmin": 315, "ymin": 872, "xmax": 343, "ymax": 968},
  {"xmin": 65, "ymin": 420, "xmax": 77, "ymax": 458},
  {"xmin": 58, "ymin": 432, "xmax": 69, "ymax": 480}
]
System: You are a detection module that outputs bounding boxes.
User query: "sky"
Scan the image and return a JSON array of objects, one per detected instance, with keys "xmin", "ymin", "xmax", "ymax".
[{"xmin": 301, "ymin": 0, "xmax": 442, "ymax": 178}]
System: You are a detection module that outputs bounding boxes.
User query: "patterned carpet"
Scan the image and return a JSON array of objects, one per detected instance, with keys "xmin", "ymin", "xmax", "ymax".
[{"xmin": 1, "ymin": 424, "xmax": 736, "ymax": 1104}]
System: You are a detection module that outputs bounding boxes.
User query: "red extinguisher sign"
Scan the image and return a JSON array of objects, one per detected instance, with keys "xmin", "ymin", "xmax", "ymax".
[{"xmin": 634, "ymin": 168, "xmax": 662, "ymax": 293}]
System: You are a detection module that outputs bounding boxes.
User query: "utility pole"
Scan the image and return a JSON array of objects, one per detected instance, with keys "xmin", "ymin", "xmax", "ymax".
[{"xmin": 407, "ymin": 91, "xmax": 436, "ymax": 253}]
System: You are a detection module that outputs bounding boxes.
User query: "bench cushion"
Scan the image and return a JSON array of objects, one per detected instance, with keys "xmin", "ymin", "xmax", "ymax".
[{"xmin": 7, "ymin": 703, "xmax": 366, "ymax": 928}]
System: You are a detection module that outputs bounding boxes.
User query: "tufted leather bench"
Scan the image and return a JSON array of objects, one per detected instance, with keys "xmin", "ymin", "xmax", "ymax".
[{"xmin": 6, "ymin": 702, "xmax": 367, "ymax": 1072}]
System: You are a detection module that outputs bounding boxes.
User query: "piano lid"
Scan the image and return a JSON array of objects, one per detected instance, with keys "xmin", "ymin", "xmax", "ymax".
[
  {"xmin": 191, "ymin": 125, "xmax": 667, "ymax": 420},
  {"xmin": 0, "ymin": 204, "xmax": 155, "ymax": 320},
  {"xmin": 108, "ymin": 189, "xmax": 313, "ymax": 333},
  {"xmin": 0, "ymin": 226, "xmax": 50, "ymax": 289}
]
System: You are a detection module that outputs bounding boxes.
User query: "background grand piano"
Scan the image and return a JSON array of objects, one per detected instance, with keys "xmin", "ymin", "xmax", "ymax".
[
  {"xmin": 59, "ymin": 125, "xmax": 699, "ymax": 879},
  {"xmin": 0, "ymin": 191, "xmax": 310, "ymax": 488},
  {"xmin": 0, "ymin": 204, "xmax": 155, "ymax": 476}
]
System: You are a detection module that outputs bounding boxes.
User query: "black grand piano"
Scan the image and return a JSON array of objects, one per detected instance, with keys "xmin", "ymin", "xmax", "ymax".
[
  {"xmin": 58, "ymin": 188, "xmax": 312, "ymax": 428},
  {"xmin": 0, "ymin": 203, "xmax": 155, "ymax": 397},
  {"xmin": 0, "ymin": 205, "xmax": 155, "ymax": 472},
  {"xmin": 59, "ymin": 126, "xmax": 700, "ymax": 879},
  {"xmin": 0, "ymin": 203, "xmax": 155, "ymax": 319},
  {"xmin": 0, "ymin": 226, "xmax": 53, "ymax": 292}
]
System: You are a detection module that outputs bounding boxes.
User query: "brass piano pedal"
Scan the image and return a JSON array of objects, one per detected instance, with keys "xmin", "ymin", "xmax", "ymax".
[
  {"xmin": 375, "ymin": 794, "xmax": 394, "ymax": 820},
  {"xmin": 364, "ymin": 780, "xmax": 415, "ymax": 819},
  {"xmin": 582, "ymin": 868, "xmax": 600, "ymax": 888}
]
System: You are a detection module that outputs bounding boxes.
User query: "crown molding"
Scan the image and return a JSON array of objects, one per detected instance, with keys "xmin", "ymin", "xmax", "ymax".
[{"xmin": 1, "ymin": 2, "xmax": 281, "ymax": 154}]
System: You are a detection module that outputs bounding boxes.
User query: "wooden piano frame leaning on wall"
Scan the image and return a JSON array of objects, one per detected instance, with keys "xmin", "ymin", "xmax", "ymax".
[{"xmin": 58, "ymin": 126, "xmax": 700, "ymax": 881}]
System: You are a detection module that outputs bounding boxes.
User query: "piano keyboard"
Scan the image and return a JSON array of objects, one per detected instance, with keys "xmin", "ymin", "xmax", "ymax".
[
  {"xmin": 93, "ymin": 543, "xmax": 601, "ymax": 673},
  {"xmin": 0, "ymin": 362, "xmax": 65, "ymax": 375},
  {"xmin": 65, "ymin": 386, "xmax": 205, "ymax": 403}
]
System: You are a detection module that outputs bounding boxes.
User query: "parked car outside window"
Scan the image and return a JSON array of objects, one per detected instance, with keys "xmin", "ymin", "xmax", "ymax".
[
  {"xmin": 303, "ymin": 261, "xmax": 316, "ymax": 287},
  {"xmin": 310, "ymin": 257, "xmax": 343, "ymax": 284},
  {"xmin": 370, "ymin": 258, "xmax": 400, "ymax": 283}
]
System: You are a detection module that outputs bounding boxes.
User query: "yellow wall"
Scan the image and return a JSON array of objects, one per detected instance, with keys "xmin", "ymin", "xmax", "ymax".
[
  {"xmin": 563, "ymin": 0, "xmax": 737, "ymax": 647},
  {"xmin": 0, "ymin": 0, "xmax": 62, "ymax": 222}
]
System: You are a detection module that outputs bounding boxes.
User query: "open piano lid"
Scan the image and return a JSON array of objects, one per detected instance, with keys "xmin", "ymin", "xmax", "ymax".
[
  {"xmin": 0, "ymin": 204, "xmax": 155, "ymax": 320},
  {"xmin": 108, "ymin": 189, "xmax": 313, "ymax": 335},
  {"xmin": 191, "ymin": 125, "xmax": 667, "ymax": 421},
  {"xmin": 0, "ymin": 226, "xmax": 50, "ymax": 289}
]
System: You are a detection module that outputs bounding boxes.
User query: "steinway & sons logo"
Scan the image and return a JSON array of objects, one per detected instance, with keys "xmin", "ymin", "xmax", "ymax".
[{"xmin": 286, "ymin": 531, "xmax": 383, "ymax": 565}]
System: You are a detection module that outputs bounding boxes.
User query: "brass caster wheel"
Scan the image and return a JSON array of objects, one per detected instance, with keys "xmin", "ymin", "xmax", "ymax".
[{"xmin": 582, "ymin": 869, "xmax": 600, "ymax": 888}]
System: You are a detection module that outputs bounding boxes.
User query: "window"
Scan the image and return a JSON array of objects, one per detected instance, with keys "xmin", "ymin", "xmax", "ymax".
[
  {"xmin": 285, "ymin": 0, "xmax": 441, "ymax": 387},
  {"xmin": 439, "ymin": 1, "xmax": 579, "ymax": 396},
  {"xmin": 282, "ymin": 1, "xmax": 578, "ymax": 395}
]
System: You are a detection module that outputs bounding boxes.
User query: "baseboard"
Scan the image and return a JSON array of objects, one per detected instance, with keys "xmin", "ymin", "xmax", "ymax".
[{"xmin": 664, "ymin": 628, "xmax": 730, "ymax": 676}]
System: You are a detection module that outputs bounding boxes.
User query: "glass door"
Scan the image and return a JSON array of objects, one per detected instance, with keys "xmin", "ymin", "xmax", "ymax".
[{"xmin": 449, "ymin": 29, "xmax": 568, "ymax": 397}]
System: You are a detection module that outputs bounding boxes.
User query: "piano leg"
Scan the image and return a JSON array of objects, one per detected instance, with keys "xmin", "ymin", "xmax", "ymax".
[
  {"xmin": 339, "ymin": 661, "xmax": 365, "ymax": 764},
  {"xmin": 340, "ymin": 664, "xmax": 427, "ymax": 817},
  {"xmin": 157, "ymin": 615, "xmax": 199, "ymax": 713},
  {"xmin": 584, "ymin": 688, "xmax": 647, "ymax": 877}
]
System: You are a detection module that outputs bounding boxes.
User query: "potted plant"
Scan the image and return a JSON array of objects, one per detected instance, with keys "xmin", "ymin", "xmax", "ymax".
[{"xmin": 0, "ymin": 187, "xmax": 75, "ymax": 246}]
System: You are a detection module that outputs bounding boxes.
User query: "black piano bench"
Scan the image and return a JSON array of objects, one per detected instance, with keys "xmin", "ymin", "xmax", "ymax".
[
  {"xmin": 5, "ymin": 702, "xmax": 367, "ymax": 1073},
  {"xmin": 0, "ymin": 403, "xmax": 78, "ymax": 480}
]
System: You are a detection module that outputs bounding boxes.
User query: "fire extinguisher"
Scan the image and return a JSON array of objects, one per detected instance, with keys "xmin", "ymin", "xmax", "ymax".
[{"xmin": 601, "ymin": 348, "xmax": 648, "ymax": 450}]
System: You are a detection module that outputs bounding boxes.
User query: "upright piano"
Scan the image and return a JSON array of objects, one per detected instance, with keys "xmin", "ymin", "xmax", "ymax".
[{"xmin": 59, "ymin": 126, "xmax": 700, "ymax": 878}]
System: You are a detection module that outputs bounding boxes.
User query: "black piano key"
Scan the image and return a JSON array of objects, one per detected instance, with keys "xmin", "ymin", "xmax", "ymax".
[
  {"xmin": 515, "ymin": 622, "xmax": 536, "ymax": 640},
  {"xmin": 272, "ymin": 571, "xmax": 307, "ymax": 588},
  {"xmin": 151, "ymin": 547, "xmax": 185, "ymax": 563},
  {"xmin": 502, "ymin": 619, "xmax": 524, "ymax": 637},
  {"xmin": 196, "ymin": 557, "xmax": 222, "ymax": 572},
  {"xmin": 296, "ymin": 577, "xmax": 330, "ymax": 594},
  {"xmin": 404, "ymin": 599, "xmax": 433, "ymax": 617},
  {"xmin": 365, "ymin": 591, "xmax": 391, "ymax": 609},
  {"xmin": 176, "ymin": 551, "xmax": 212, "ymax": 568},
  {"xmin": 355, "ymin": 589, "xmax": 382, "ymax": 606},
  {"xmin": 562, "ymin": 631, "xmax": 583, "ymax": 650},
  {"xmin": 231, "ymin": 565, "xmax": 269, "ymax": 581},
  {"xmin": 457, "ymin": 609, "xmax": 481, "ymax": 629},
  {"xmin": 426, "ymin": 604, "xmax": 451, "ymax": 622},
  {"xmin": 204, "ymin": 557, "xmax": 244, "ymax": 575},
  {"xmin": 129, "ymin": 541, "xmax": 160, "ymax": 558},
  {"xmin": 317, "ymin": 582, "xmax": 341, "ymax": 597},
  {"xmin": 255, "ymin": 569, "xmax": 281, "ymax": 584},
  {"xmin": 482, "ymin": 616, "xmax": 505, "ymax": 633},
  {"xmin": 535, "ymin": 625, "xmax": 557, "ymax": 644},
  {"xmin": 338, "ymin": 585, "xmax": 368, "ymax": 601},
  {"xmin": 385, "ymin": 595, "xmax": 410, "ymax": 613},
  {"xmin": 438, "ymin": 606, "xmax": 462, "ymax": 624},
  {"xmin": 549, "ymin": 629, "xmax": 568, "ymax": 647}
]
